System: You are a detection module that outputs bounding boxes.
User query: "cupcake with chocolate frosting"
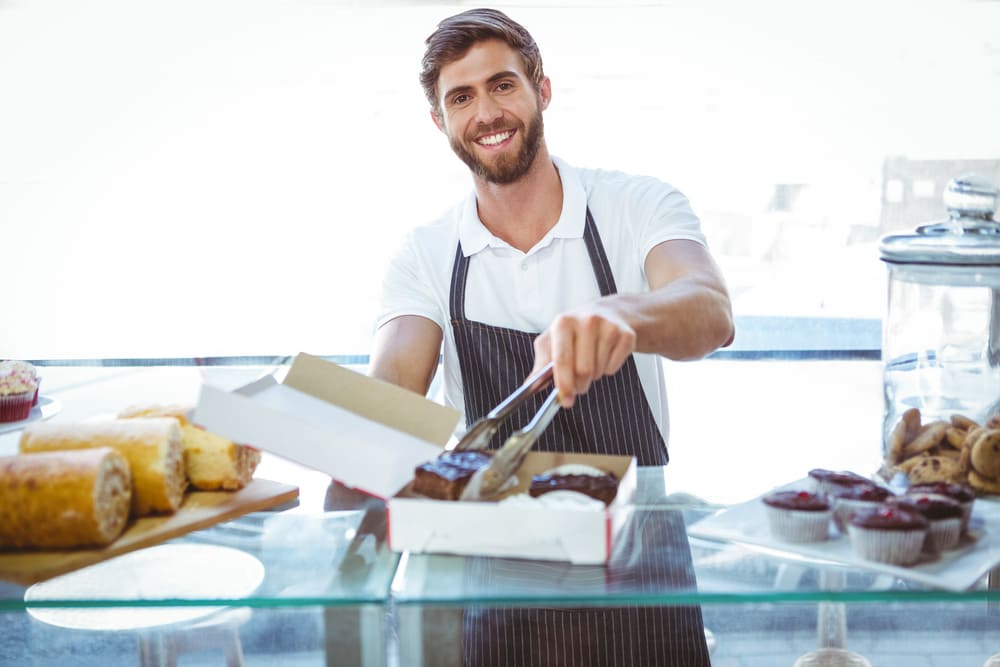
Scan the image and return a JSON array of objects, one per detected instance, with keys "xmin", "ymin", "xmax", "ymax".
[
  {"xmin": 847, "ymin": 505, "xmax": 928, "ymax": 565},
  {"xmin": 762, "ymin": 490, "xmax": 832, "ymax": 543}
]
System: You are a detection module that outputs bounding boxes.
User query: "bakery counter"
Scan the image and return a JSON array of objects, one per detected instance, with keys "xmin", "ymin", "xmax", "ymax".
[{"xmin": 5, "ymin": 362, "xmax": 1000, "ymax": 665}]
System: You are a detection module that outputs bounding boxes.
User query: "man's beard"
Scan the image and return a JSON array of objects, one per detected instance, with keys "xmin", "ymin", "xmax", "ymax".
[{"xmin": 449, "ymin": 107, "xmax": 544, "ymax": 185}]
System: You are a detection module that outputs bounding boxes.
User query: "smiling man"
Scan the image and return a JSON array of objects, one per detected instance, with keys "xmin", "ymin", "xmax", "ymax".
[{"xmin": 369, "ymin": 9, "xmax": 728, "ymax": 665}]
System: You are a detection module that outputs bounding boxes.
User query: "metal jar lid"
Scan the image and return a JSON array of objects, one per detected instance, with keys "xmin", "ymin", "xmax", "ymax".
[{"xmin": 879, "ymin": 173, "xmax": 1000, "ymax": 266}]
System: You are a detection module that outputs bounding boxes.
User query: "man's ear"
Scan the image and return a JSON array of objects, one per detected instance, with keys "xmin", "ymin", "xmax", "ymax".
[
  {"xmin": 430, "ymin": 108, "xmax": 445, "ymax": 133},
  {"xmin": 538, "ymin": 76, "xmax": 552, "ymax": 111}
]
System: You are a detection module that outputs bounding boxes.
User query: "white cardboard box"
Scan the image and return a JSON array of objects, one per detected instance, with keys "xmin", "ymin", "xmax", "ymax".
[{"xmin": 193, "ymin": 353, "xmax": 637, "ymax": 564}]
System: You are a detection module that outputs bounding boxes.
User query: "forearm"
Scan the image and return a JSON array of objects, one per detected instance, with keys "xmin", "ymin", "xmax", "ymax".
[{"xmin": 611, "ymin": 276, "xmax": 734, "ymax": 361}]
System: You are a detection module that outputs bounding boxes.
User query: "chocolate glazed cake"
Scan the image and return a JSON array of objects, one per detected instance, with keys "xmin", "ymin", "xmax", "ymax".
[
  {"xmin": 412, "ymin": 450, "xmax": 492, "ymax": 500},
  {"xmin": 529, "ymin": 470, "xmax": 620, "ymax": 505}
]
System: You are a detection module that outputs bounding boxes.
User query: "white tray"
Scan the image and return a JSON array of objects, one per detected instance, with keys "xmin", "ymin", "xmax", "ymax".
[
  {"xmin": 0, "ymin": 396, "xmax": 62, "ymax": 436},
  {"xmin": 688, "ymin": 479, "xmax": 1000, "ymax": 592}
]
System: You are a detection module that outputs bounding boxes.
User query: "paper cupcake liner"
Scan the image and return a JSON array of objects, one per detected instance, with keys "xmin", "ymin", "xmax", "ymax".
[
  {"xmin": 765, "ymin": 505, "xmax": 832, "ymax": 543},
  {"xmin": 0, "ymin": 391, "xmax": 33, "ymax": 423},
  {"xmin": 32, "ymin": 377, "xmax": 41, "ymax": 406},
  {"xmin": 847, "ymin": 525, "xmax": 926, "ymax": 565},
  {"xmin": 924, "ymin": 517, "xmax": 962, "ymax": 552}
]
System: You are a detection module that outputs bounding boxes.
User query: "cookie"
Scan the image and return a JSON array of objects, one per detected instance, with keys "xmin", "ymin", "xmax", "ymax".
[
  {"xmin": 968, "ymin": 469, "xmax": 1000, "ymax": 495},
  {"xmin": 899, "ymin": 454, "xmax": 963, "ymax": 484},
  {"xmin": 970, "ymin": 429, "xmax": 1000, "ymax": 479},
  {"xmin": 903, "ymin": 421, "xmax": 948, "ymax": 458}
]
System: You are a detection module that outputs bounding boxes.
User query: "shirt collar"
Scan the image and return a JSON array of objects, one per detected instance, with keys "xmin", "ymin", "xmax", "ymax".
[{"xmin": 458, "ymin": 156, "xmax": 587, "ymax": 257}]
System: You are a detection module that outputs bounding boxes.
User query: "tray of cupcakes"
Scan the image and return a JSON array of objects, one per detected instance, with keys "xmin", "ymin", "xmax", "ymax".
[{"xmin": 688, "ymin": 468, "xmax": 1000, "ymax": 592}]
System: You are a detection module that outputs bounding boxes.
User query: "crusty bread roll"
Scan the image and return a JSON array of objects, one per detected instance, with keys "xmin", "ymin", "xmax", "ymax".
[
  {"xmin": 0, "ymin": 448, "xmax": 132, "ymax": 549},
  {"xmin": 118, "ymin": 404, "xmax": 261, "ymax": 491},
  {"xmin": 19, "ymin": 418, "xmax": 186, "ymax": 516}
]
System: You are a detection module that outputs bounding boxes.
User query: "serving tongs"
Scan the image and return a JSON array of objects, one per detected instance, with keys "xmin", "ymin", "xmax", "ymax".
[
  {"xmin": 456, "ymin": 363, "xmax": 563, "ymax": 501},
  {"xmin": 453, "ymin": 362, "xmax": 555, "ymax": 453}
]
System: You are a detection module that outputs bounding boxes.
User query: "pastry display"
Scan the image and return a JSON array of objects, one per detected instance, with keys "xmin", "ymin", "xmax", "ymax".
[
  {"xmin": 18, "ymin": 418, "xmax": 186, "ymax": 516},
  {"xmin": 882, "ymin": 407, "xmax": 1000, "ymax": 495},
  {"xmin": 846, "ymin": 505, "xmax": 929, "ymax": 565},
  {"xmin": 0, "ymin": 361, "xmax": 38, "ymax": 423},
  {"xmin": 889, "ymin": 494, "xmax": 964, "ymax": 552},
  {"xmin": 529, "ymin": 465, "xmax": 619, "ymax": 505},
  {"xmin": 412, "ymin": 450, "xmax": 492, "ymax": 500},
  {"xmin": 0, "ymin": 448, "xmax": 132, "ymax": 549},
  {"xmin": 118, "ymin": 404, "xmax": 261, "ymax": 491},
  {"xmin": 761, "ymin": 490, "xmax": 833, "ymax": 543}
]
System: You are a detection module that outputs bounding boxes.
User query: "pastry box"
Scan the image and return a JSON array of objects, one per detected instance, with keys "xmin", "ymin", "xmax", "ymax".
[{"xmin": 193, "ymin": 353, "xmax": 637, "ymax": 564}]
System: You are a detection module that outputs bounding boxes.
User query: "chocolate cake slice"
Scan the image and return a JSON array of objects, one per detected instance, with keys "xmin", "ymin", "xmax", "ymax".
[
  {"xmin": 412, "ymin": 450, "xmax": 492, "ymax": 500},
  {"xmin": 529, "ymin": 470, "xmax": 620, "ymax": 505}
]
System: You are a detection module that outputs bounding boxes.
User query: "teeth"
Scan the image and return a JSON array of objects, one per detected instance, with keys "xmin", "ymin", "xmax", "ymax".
[{"xmin": 477, "ymin": 131, "xmax": 513, "ymax": 146}]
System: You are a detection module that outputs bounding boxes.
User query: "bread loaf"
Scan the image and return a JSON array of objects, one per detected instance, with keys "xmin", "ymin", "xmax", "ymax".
[
  {"xmin": 118, "ymin": 404, "xmax": 260, "ymax": 491},
  {"xmin": 0, "ymin": 448, "xmax": 132, "ymax": 549},
  {"xmin": 19, "ymin": 418, "xmax": 186, "ymax": 515}
]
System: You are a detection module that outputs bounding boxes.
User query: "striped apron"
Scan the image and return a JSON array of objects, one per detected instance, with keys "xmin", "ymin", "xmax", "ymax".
[{"xmin": 450, "ymin": 208, "xmax": 711, "ymax": 666}]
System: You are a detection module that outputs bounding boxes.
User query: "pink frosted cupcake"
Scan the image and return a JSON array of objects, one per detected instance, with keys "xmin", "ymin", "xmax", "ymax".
[
  {"xmin": 0, "ymin": 364, "xmax": 37, "ymax": 423},
  {"xmin": 762, "ymin": 490, "xmax": 833, "ymax": 543},
  {"xmin": 847, "ymin": 505, "xmax": 928, "ymax": 565},
  {"xmin": 0, "ymin": 360, "xmax": 39, "ymax": 406}
]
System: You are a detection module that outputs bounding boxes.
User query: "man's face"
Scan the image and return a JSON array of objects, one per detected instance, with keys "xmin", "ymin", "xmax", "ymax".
[{"xmin": 433, "ymin": 38, "xmax": 550, "ymax": 185}]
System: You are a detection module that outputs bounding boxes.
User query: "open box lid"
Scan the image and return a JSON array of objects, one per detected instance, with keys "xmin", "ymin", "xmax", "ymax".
[{"xmin": 193, "ymin": 352, "xmax": 462, "ymax": 499}]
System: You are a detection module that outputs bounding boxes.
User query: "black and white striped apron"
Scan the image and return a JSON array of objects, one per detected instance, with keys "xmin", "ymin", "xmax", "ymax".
[{"xmin": 450, "ymin": 208, "xmax": 710, "ymax": 666}]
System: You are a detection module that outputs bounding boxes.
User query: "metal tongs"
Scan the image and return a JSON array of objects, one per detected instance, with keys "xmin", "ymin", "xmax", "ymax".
[{"xmin": 455, "ymin": 363, "xmax": 563, "ymax": 501}]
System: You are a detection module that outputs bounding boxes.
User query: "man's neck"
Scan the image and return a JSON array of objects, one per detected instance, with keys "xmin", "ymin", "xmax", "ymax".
[{"xmin": 473, "ymin": 149, "xmax": 563, "ymax": 253}]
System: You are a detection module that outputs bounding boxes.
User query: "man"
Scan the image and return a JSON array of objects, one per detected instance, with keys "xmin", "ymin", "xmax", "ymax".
[
  {"xmin": 371, "ymin": 8, "xmax": 733, "ymax": 463},
  {"xmin": 370, "ymin": 8, "xmax": 731, "ymax": 665}
]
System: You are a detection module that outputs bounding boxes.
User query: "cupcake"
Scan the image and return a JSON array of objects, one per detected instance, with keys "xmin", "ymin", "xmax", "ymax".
[
  {"xmin": 891, "ymin": 493, "xmax": 964, "ymax": 552},
  {"xmin": 762, "ymin": 490, "xmax": 833, "ymax": 543},
  {"xmin": 0, "ymin": 360, "xmax": 39, "ymax": 406},
  {"xmin": 847, "ymin": 505, "xmax": 929, "ymax": 565},
  {"xmin": 0, "ymin": 364, "xmax": 37, "ymax": 423},
  {"xmin": 907, "ymin": 482, "xmax": 976, "ymax": 534},
  {"xmin": 829, "ymin": 483, "xmax": 894, "ymax": 532},
  {"xmin": 807, "ymin": 468, "xmax": 876, "ymax": 497}
]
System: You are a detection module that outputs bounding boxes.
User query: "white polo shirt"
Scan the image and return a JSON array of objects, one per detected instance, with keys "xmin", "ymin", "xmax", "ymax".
[{"xmin": 376, "ymin": 156, "xmax": 707, "ymax": 444}]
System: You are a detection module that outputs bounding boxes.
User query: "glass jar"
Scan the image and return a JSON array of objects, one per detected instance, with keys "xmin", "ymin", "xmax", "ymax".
[{"xmin": 879, "ymin": 174, "xmax": 1000, "ymax": 457}]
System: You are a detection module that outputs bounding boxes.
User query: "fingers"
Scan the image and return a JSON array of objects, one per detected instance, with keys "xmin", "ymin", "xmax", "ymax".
[{"xmin": 533, "ymin": 311, "xmax": 636, "ymax": 408}]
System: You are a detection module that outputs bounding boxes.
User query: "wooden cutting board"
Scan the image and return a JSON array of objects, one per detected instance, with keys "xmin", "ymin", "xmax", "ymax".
[{"xmin": 0, "ymin": 477, "xmax": 299, "ymax": 586}]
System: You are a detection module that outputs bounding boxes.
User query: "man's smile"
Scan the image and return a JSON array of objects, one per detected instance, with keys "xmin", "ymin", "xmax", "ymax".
[{"xmin": 475, "ymin": 129, "xmax": 515, "ymax": 147}]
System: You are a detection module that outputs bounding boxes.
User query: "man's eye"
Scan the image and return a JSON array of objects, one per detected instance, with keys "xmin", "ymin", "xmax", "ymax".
[
  {"xmin": 452, "ymin": 94, "xmax": 470, "ymax": 105},
  {"xmin": 496, "ymin": 82, "xmax": 513, "ymax": 91}
]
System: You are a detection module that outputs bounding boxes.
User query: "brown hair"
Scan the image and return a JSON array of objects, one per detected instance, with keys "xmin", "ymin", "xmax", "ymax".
[{"xmin": 419, "ymin": 8, "xmax": 544, "ymax": 112}]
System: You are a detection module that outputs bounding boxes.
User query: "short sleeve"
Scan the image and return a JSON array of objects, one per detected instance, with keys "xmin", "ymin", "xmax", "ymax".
[
  {"xmin": 630, "ymin": 176, "xmax": 707, "ymax": 262},
  {"xmin": 375, "ymin": 230, "xmax": 446, "ymax": 333}
]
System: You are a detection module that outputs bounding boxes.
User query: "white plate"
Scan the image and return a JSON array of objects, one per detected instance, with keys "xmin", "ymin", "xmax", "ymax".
[
  {"xmin": 24, "ymin": 544, "xmax": 265, "ymax": 630},
  {"xmin": 0, "ymin": 396, "xmax": 62, "ymax": 435},
  {"xmin": 688, "ymin": 479, "xmax": 1000, "ymax": 592}
]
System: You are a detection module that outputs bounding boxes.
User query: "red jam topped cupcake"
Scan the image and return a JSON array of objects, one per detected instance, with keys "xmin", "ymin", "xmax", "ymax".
[
  {"xmin": 847, "ymin": 505, "xmax": 929, "ymax": 565},
  {"xmin": 763, "ymin": 490, "xmax": 830, "ymax": 511},
  {"xmin": 891, "ymin": 493, "xmax": 964, "ymax": 551},
  {"xmin": 850, "ymin": 506, "xmax": 928, "ymax": 530},
  {"xmin": 0, "ymin": 364, "xmax": 38, "ymax": 423},
  {"xmin": 762, "ymin": 490, "xmax": 832, "ymax": 543},
  {"xmin": 907, "ymin": 482, "xmax": 976, "ymax": 504}
]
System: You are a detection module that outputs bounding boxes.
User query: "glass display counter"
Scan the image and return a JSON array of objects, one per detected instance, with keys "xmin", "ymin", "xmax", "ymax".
[{"xmin": 2, "ymin": 364, "xmax": 1000, "ymax": 666}]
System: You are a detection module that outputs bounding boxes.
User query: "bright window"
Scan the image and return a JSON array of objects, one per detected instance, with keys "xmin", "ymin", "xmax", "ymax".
[{"xmin": 2, "ymin": 0, "xmax": 999, "ymax": 360}]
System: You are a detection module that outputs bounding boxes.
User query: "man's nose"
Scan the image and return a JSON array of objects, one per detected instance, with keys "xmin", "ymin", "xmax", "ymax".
[{"xmin": 473, "ymin": 95, "xmax": 503, "ymax": 125}]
